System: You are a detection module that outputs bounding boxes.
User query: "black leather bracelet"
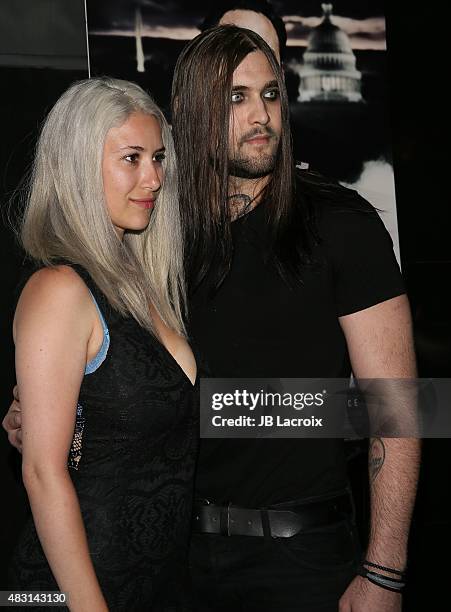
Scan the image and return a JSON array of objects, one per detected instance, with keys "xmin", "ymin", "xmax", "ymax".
[{"xmin": 358, "ymin": 567, "xmax": 405, "ymax": 593}]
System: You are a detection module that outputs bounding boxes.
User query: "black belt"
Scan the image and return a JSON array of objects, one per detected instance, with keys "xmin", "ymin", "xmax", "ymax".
[{"xmin": 192, "ymin": 492, "xmax": 353, "ymax": 538}]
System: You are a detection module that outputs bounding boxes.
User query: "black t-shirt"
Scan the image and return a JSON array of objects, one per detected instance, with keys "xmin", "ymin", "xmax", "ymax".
[{"xmin": 189, "ymin": 182, "xmax": 405, "ymax": 507}]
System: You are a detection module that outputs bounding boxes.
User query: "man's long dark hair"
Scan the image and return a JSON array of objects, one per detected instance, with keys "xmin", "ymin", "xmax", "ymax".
[{"xmin": 171, "ymin": 25, "xmax": 317, "ymax": 291}]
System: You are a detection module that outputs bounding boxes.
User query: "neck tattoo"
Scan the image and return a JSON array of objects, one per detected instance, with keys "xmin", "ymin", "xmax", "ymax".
[{"xmin": 227, "ymin": 193, "xmax": 254, "ymax": 219}]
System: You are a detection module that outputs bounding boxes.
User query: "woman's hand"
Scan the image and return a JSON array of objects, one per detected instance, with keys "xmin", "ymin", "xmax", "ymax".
[{"xmin": 2, "ymin": 386, "xmax": 23, "ymax": 452}]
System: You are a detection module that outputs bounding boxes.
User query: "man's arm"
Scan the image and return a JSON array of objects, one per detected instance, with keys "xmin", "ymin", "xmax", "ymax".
[{"xmin": 338, "ymin": 294, "xmax": 421, "ymax": 612}]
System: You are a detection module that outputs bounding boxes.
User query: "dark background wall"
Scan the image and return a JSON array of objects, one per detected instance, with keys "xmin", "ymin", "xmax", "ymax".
[
  {"xmin": 1, "ymin": 2, "xmax": 449, "ymax": 609},
  {"xmin": 384, "ymin": 6, "xmax": 451, "ymax": 608},
  {"xmin": 0, "ymin": 0, "xmax": 89, "ymax": 586}
]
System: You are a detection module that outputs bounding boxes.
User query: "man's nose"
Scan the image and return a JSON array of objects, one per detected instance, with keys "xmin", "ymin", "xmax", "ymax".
[{"xmin": 248, "ymin": 97, "xmax": 270, "ymax": 125}]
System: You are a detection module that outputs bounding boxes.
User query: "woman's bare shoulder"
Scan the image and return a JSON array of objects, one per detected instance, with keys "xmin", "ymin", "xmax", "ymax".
[
  {"xmin": 14, "ymin": 265, "xmax": 93, "ymax": 337},
  {"xmin": 20, "ymin": 265, "xmax": 89, "ymax": 299}
]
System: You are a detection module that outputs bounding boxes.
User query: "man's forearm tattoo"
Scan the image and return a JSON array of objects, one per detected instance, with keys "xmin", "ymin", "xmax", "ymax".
[{"xmin": 369, "ymin": 437, "xmax": 386, "ymax": 482}]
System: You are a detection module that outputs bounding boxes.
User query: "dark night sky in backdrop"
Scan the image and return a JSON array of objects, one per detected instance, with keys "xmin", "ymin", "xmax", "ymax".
[
  {"xmin": 87, "ymin": 0, "xmax": 387, "ymax": 50},
  {"xmin": 88, "ymin": 0, "xmax": 386, "ymax": 27}
]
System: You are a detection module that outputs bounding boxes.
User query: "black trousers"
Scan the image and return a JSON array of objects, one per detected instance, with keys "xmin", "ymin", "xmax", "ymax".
[{"xmin": 189, "ymin": 519, "xmax": 361, "ymax": 612}]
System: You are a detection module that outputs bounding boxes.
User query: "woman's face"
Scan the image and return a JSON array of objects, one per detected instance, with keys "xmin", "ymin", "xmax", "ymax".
[{"xmin": 102, "ymin": 112, "xmax": 165, "ymax": 238}]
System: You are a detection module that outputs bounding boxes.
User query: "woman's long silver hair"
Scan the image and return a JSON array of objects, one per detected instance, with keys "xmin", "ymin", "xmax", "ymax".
[{"xmin": 21, "ymin": 77, "xmax": 186, "ymax": 336}]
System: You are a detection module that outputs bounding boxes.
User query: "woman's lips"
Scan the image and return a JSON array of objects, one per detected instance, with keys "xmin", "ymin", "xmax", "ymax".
[{"xmin": 130, "ymin": 198, "xmax": 155, "ymax": 209}]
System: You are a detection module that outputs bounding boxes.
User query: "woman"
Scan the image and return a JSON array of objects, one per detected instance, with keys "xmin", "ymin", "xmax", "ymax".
[{"xmin": 9, "ymin": 77, "xmax": 198, "ymax": 611}]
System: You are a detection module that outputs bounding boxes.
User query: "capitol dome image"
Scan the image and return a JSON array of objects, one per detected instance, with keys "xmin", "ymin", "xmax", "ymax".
[{"xmin": 295, "ymin": 3, "xmax": 363, "ymax": 103}]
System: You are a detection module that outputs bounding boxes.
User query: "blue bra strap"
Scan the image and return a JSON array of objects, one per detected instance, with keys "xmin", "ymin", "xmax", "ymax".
[{"xmin": 84, "ymin": 291, "xmax": 110, "ymax": 375}]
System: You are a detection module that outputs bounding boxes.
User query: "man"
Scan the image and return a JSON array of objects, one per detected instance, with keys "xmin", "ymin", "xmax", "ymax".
[
  {"xmin": 4, "ymin": 26, "xmax": 420, "ymax": 612},
  {"xmin": 200, "ymin": 0, "xmax": 286, "ymax": 61}
]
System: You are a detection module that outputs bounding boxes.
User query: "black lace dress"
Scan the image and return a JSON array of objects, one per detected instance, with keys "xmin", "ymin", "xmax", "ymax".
[{"xmin": 9, "ymin": 268, "xmax": 199, "ymax": 611}]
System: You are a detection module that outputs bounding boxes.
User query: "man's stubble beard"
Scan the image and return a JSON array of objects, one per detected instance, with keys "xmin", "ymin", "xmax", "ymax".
[
  {"xmin": 228, "ymin": 128, "xmax": 280, "ymax": 179},
  {"xmin": 228, "ymin": 150, "xmax": 277, "ymax": 179}
]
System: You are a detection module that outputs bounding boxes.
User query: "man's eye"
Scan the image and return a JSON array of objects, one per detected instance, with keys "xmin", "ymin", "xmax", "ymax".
[
  {"xmin": 231, "ymin": 92, "xmax": 244, "ymax": 103},
  {"xmin": 264, "ymin": 89, "xmax": 279, "ymax": 100},
  {"xmin": 124, "ymin": 153, "xmax": 139, "ymax": 164},
  {"xmin": 154, "ymin": 152, "xmax": 166, "ymax": 163}
]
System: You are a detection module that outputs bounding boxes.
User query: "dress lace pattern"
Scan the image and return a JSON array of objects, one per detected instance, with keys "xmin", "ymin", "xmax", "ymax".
[{"xmin": 68, "ymin": 403, "xmax": 85, "ymax": 471}]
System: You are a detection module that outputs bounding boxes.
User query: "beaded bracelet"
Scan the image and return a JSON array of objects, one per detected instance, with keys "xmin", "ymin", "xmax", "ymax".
[{"xmin": 363, "ymin": 559, "xmax": 406, "ymax": 577}]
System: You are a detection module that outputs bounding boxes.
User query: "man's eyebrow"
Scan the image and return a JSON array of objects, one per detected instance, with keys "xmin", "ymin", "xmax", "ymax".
[
  {"xmin": 231, "ymin": 80, "xmax": 279, "ymax": 91},
  {"xmin": 263, "ymin": 80, "xmax": 279, "ymax": 90}
]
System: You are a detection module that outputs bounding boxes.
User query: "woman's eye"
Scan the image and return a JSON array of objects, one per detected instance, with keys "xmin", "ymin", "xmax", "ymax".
[
  {"xmin": 231, "ymin": 92, "xmax": 244, "ymax": 103},
  {"xmin": 264, "ymin": 89, "xmax": 279, "ymax": 100},
  {"xmin": 124, "ymin": 153, "xmax": 139, "ymax": 164},
  {"xmin": 154, "ymin": 152, "xmax": 166, "ymax": 163}
]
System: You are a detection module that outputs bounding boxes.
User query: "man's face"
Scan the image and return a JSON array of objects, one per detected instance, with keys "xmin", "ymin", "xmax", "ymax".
[
  {"xmin": 219, "ymin": 10, "xmax": 281, "ymax": 61},
  {"xmin": 228, "ymin": 50, "xmax": 282, "ymax": 180}
]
